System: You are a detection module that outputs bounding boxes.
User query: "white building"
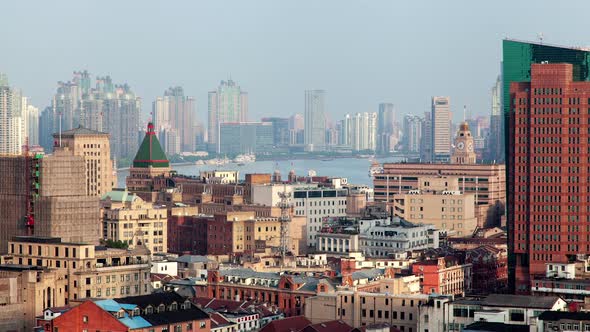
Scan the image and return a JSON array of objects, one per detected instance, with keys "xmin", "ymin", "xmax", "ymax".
[
  {"xmin": 151, "ymin": 260, "xmax": 178, "ymax": 276},
  {"xmin": 431, "ymin": 96, "xmax": 452, "ymax": 162},
  {"xmin": 346, "ymin": 112, "xmax": 377, "ymax": 151},
  {"xmin": 403, "ymin": 114, "xmax": 423, "ymax": 153},
  {"xmin": 317, "ymin": 217, "xmax": 439, "ymax": 257},
  {"xmin": 304, "ymin": 89, "xmax": 326, "ymax": 151},
  {"xmin": 0, "ymin": 75, "xmax": 24, "ymax": 155}
]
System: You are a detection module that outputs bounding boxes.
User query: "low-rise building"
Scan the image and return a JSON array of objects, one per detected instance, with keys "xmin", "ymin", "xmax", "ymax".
[
  {"xmin": 102, "ymin": 190, "xmax": 168, "ymax": 254},
  {"xmin": 316, "ymin": 217, "xmax": 439, "ymax": 258},
  {"xmin": 417, "ymin": 294, "xmax": 567, "ymax": 332},
  {"xmin": 4, "ymin": 236, "xmax": 152, "ymax": 302},
  {"xmin": 412, "ymin": 256, "xmax": 472, "ymax": 296},
  {"xmin": 537, "ymin": 311, "xmax": 590, "ymax": 332},
  {"xmin": 175, "ymin": 255, "xmax": 219, "ymax": 279}
]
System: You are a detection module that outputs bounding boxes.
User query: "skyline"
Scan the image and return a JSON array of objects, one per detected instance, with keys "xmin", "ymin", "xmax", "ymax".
[{"xmin": 2, "ymin": 0, "xmax": 590, "ymax": 123}]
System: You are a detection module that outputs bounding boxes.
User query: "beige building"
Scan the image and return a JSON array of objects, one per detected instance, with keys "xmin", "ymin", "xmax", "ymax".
[
  {"xmin": 374, "ymin": 162, "xmax": 505, "ymax": 228},
  {"xmin": 393, "ymin": 177, "xmax": 478, "ymax": 237},
  {"xmin": 199, "ymin": 170, "xmax": 239, "ymax": 184},
  {"xmin": 0, "ymin": 265, "xmax": 68, "ymax": 332},
  {"xmin": 4, "ymin": 236, "xmax": 152, "ymax": 302},
  {"xmin": 305, "ymin": 290, "xmax": 429, "ymax": 330},
  {"xmin": 101, "ymin": 190, "xmax": 168, "ymax": 254},
  {"xmin": 53, "ymin": 126, "xmax": 115, "ymax": 196}
]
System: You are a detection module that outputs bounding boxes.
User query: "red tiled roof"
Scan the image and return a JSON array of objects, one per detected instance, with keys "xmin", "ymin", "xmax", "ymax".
[
  {"xmin": 302, "ymin": 320, "xmax": 354, "ymax": 332},
  {"xmin": 210, "ymin": 312, "xmax": 232, "ymax": 328},
  {"xmin": 259, "ymin": 316, "xmax": 312, "ymax": 332}
]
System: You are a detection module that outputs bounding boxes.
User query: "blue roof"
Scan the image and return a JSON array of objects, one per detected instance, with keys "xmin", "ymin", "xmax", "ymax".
[{"xmin": 95, "ymin": 299, "xmax": 152, "ymax": 329}]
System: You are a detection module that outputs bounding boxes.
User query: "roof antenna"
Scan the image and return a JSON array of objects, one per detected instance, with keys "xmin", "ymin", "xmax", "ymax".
[
  {"xmin": 463, "ymin": 105, "xmax": 467, "ymax": 122},
  {"xmin": 538, "ymin": 32, "xmax": 544, "ymax": 45}
]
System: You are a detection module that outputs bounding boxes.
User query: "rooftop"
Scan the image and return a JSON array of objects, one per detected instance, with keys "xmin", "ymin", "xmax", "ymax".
[
  {"xmin": 538, "ymin": 311, "xmax": 590, "ymax": 321},
  {"xmin": 53, "ymin": 126, "xmax": 108, "ymax": 137},
  {"xmin": 133, "ymin": 122, "xmax": 169, "ymax": 168},
  {"xmin": 481, "ymin": 294, "xmax": 561, "ymax": 309}
]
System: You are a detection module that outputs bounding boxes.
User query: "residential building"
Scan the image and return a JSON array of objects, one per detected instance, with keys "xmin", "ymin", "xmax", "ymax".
[
  {"xmin": 304, "ymin": 290, "xmax": 429, "ymax": 330},
  {"xmin": 316, "ymin": 217, "xmax": 439, "ymax": 258},
  {"xmin": 153, "ymin": 86, "xmax": 196, "ymax": 152},
  {"xmin": 5, "ymin": 236, "xmax": 152, "ymax": 301},
  {"xmin": 417, "ymin": 294, "xmax": 567, "ymax": 332},
  {"xmin": 0, "ymin": 74, "xmax": 24, "ymax": 155},
  {"xmin": 374, "ymin": 163, "xmax": 506, "ymax": 228},
  {"xmin": 101, "ymin": 190, "xmax": 168, "ymax": 254},
  {"xmin": 304, "ymin": 90, "xmax": 326, "ymax": 151},
  {"xmin": 159, "ymin": 127, "xmax": 181, "ymax": 156},
  {"xmin": 377, "ymin": 103, "xmax": 395, "ymax": 154},
  {"xmin": 199, "ymin": 170, "xmax": 239, "ymax": 184},
  {"xmin": 219, "ymin": 122, "xmax": 274, "ymax": 154},
  {"xmin": 392, "ymin": 176, "xmax": 478, "ymax": 236},
  {"xmin": 0, "ymin": 265, "xmax": 68, "ymax": 332},
  {"xmin": 530, "ymin": 258, "xmax": 590, "ymax": 301},
  {"xmin": 402, "ymin": 115, "xmax": 422, "ymax": 154},
  {"xmin": 431, "ymin": 97, "xmax": 452, "ymax": 162},
  {"xmin": 348, "ymin": 112, "xmax": 377, "ymax": 151},
  {"xmin": 174, "ymin": 255, "xmax": 219, "ymax": 279},
  {"xmin": 52, "ymin": 126, "xmax": 115, "ymax": 196},
  {"xmin": 509, "ymin": 63, "xmax": 590, "ymax": 293},
  {"xmin": 208, "ymin": 80, "xmax": 248, "ymax": 153},
  {"xmin": 419, "ymin": 112, "xmax": 432, "ymax": 162},
  {"xmin": 24, "ymin": 98, "xmax": 40, "ymax": 146},
  {"xmin": 38, "ymin": 293, "xmax": 211, "ymax": 332},
  {"xmin": 537, "ymin": 311, "xmax": 590, "ymax": 332},
  {"xmin": 412, "ymin": 256, "xmax": 472, "ymax": 296}
]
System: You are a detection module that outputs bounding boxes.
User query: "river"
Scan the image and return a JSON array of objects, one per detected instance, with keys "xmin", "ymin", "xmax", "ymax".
[{"xmin": 116, "ymin": 156, "xmax": 403, "ymax": 188}]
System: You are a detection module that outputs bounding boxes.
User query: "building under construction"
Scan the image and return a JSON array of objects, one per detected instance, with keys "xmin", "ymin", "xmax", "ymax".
[{"xmin": 0, "ymin": 148, "xmax": 100, "ymax": 254}]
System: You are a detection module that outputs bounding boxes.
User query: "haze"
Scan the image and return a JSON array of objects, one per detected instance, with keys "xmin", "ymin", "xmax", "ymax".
[{"xmin": 1, "ymin": 0, "xmax": 588, "ymax": 123}]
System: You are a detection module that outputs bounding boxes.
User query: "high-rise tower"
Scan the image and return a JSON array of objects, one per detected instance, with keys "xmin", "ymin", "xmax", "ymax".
[
  {"xmin": 207, "ymin": 80, "xmax": 248, "ymax": 153},
  {"xmin": 431, "ymin": 96, "xmax": 452, "ymax": 162},
  {"xmin": 304, "ymin": 90, "xmax": 326, "ymax": 151}
]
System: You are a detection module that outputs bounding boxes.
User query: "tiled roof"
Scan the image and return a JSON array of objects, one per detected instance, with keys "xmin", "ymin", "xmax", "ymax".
[
  {"xmin": 114, "ymin": 292, "xmax": 186, "ymax": 309},
  {"xmin": 142, "ymin": 307, "xmax": 209, "ymax": 325},
  {"xmin": 481, "ymin": 294, "xmax": 561, "ymax": 309},
  {"xmin": 219, "ymin": 268, "xmax": 281, "ymax": 280},
  {"xmin": 302, "ymin": 320, "xmax": 354, "ymax": 332},
  {"xmin": 94, "ymin": 300, "xmax": 152, "ymax": 329},
  {"xmin": 351, "ymin": 268, "xmax": 384, "ymax": 281},
  {"xmin": 259, "ymin": 316, "xmax": 312, "ymax": 332},
  {"xmin": 210, "ymin": 312, "xmax": 233, "ymax": 327},
  {"xmin": 54, "ymin": 126, "xmax": 108, "ymax": 137}
]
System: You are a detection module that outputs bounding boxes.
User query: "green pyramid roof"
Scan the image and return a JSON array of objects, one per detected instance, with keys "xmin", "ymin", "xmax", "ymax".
[{"xmin": 133, "ymin": 123, "xmax": 170, "ymax": 168}]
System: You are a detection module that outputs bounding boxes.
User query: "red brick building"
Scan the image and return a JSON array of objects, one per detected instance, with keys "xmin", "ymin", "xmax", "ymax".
[
  {"xmin": 509, "ymin": 63, "xmax": 590, "ymax": 293},
  {"xmin": 37, "ymin": 301, "xmax": 128, "ymax": 332},
  {"xmin": 412, "ymin": 256, "xmax": 472, "ymax": 296},
  {"xmin": 167, "ymin": 215, "xmax": 208, "ymax": 255}
]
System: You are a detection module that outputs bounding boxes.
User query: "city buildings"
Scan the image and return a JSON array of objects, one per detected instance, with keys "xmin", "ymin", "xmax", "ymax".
[
  {"xmin": 4, "ymin": 236, "xmax": 152, "ymax": 301},
  {"xmin": 431, "ymin": 96, "xmax": 452, "ymax": 162},
  {"xmin": 53, "ymin": 127, "xmax": 115, "ymax": 196},
  {"xmin": 289, "ymin": 113, "xmax": 305, "ymax": 145},
  {"xmin": 208, "ymin": 80, "xmax": 248, "ymax": 153},
  {"xmin": 412, "ymin": 256, "xmax": 472, "ymax": 296},
  {"xmin": 153, "ymin": 86, "xmax": 197, "ymax": 153},
  {"xmin": 304, "ymin": 90, "xmax": 326, "ymax": 151},
  {"xmin": 101, "ymin": 190, "xmax": 168, "ymax": 254},
  {"xmin": 261, "ymin": 117, "xmax": 290, "ymax": 147},
  {"xmin": 402, "ymin": 114, "xmax": 423, "ymax": 154},
  {"xmin": 377, "ymin": 103, "xmax": 395, "ymax": 154},
  {"xmin": 485, "ymin": 75, "xmax": 503, "ymax": 162},
  {"xmin": 218, "ymin": 122, "xmax": 274, "ymax": 154},
  {"xmin": 346, "ymin": 112, "xmax": 377, "ymax": 152},
  {"xmin": 0, "ymin": 74, "xmax": 29, "ymax": 155},
  {"xmin": 43, "ymin": 71, "xmax": 142, "ymax": 160},
  {"xmin": 374, "ymin": 163, "xmax": 506, "ymax": 228},
  {"xmin": 509, "ymin": 63, "xmax": 590, "ymax": 293}
]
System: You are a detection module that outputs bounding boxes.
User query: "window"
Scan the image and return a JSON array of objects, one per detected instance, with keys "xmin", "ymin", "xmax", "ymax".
[
  {"xmin": 83, "ymin": 316, "xmax": 88, "ymax": 323},
  {"xmin": 200, "ymin": 321, "xmax": 206, "ymax": 328}
]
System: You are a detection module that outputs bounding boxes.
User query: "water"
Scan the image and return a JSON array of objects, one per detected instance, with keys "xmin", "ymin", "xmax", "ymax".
[{"xmin": 116, "ymin": 156, "xmax": 403, "ymax": 188}]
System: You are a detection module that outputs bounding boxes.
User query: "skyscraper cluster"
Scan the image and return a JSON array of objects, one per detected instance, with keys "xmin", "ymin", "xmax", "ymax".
[
  {"xmin": 40, "ymin": 71, "xmax": 141, "ymax": 160},
  {"xmin": 153, "ymin": 86, "xmax": 196, "ymax": 155}
]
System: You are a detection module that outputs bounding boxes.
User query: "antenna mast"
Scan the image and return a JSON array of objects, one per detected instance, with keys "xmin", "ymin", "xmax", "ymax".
[{"xmin": 277, "ymin": 186, "xmax": 293, "ymax": 266}]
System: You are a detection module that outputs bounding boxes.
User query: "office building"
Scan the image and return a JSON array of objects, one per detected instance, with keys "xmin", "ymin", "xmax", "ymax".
[
  {"xmin": 348, "ymin": 112, "xmax": 377, "ymax": 151},
  {"xmin": 486, "ymin": 76, "xmax": 503, "ymax": 162},
  {"xmin": 53, "ymin": 127, "xmax": 115, "ymax": 196},
  {"xmin": 208, "ymin": 80, "xmax": 248, "ymax": 153},
  {"xmin": 431, "ymin": 96, "xmax": 452, "ymax": 162},
  {"xmin": 374, "ymin": 163, "xmax": 505, "ymax": 228},
  {"xmin": 101, "ymin": 190, "xmax": 168, "ymax": 254},
  {"xmin": 304, "ymin": 90, "xmax": 326, "ymax": 151},
  {"xmin": 402, "ymin": 115, "xmax": 423, "ymax": 154},
  {"xmin": 153, "ymin": 86, "xmax": 196, "ymax": 152},
  {"xmin": 420, "ymin": 112, "xmax": 432, "ymax": 162},
  {"xmin": 218, "ymin": 122, "xmax": 273, "ymax": 154},
  {"xmin": 509, "ymin": 63, "xmax": 590, "ymax": 293},
  {"xmin": 261, "ymin": 117, "xmax": 290, "ymax": 147},
  {"xmin": 377, "ymin": 103, "xmax": 395, "ymax": 154}
]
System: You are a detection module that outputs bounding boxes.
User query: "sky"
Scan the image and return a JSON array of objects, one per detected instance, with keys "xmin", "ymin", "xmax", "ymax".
[{"xmin": 1, "ymin": 0, "xmax": 589, "ymax": 124}]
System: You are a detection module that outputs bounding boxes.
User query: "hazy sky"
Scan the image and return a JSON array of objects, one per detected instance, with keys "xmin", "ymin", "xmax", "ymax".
[{"xmin": 2, "ymin": 0, "xmax": 589, "ymax": 124}]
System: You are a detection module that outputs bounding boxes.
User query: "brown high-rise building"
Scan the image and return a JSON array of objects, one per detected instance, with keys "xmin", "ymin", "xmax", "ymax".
[
  {"xmin": 0, "ymin": 148, "xmax": 100, "ymax": 253},
  {"xmin": 53, "ymin": 127, "xmax": 115, "ymax": 196},
  {"xmin": 509, "ymin": 63, "xmax": 590, "ymax": 293}
]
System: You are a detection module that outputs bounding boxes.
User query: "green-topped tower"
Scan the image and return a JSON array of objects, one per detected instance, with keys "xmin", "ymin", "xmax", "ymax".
[{"xmin": 126, "ymin": 122, "xmax": 171, "ymax": 201}]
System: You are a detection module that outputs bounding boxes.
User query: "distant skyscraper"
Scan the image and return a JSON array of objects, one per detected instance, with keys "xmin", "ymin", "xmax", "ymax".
[
  {"xmin": 25, "ymin": 102, "xmax": 39, "ymax": 146},
  {"xmin": 43, "ymin": 71, "xmax": 141, "ymax": 160},
  {"xmin": 219, "ymin": 122, "xmax": 273, "ymax": 154},
  {"xmin": 153, "ymin": 87, "xmax": 196, "ymax": 153},
  {"xmin": 207, "ymin": 80, "xmax": 248, "ymax": 153},
  {"xmin": 347, "ymin": 112, "xmax": 377, "ymax": 151},
  {"xmin": 402, "ymin": 114, "xmax": 423, "ymax": 154},
  {"xmin": 420, "ymin": 112, "xmax": 432, "ymax": 162},
  {"xmin": 0, "ymin": 75, "xmax": 33, "ymax": 155},
  {"xmin": 431, "ymin": 96, "xmax": 452, "ymax": 162},
  {"xmin": 261, "ymin": 117, "xmax": 290, "ymax": 147},
  {"xmin": 304, "ymin": 90, "xmax": 326, "ymax": 151},
  {"xmin": 377, "ymin": 103, "xmax": 395, "ymax": 154},
  {"xmin": 338, "ymin": 114, "xmax": 351, "ymax": 146},
  {"xmin": 486, "ymin": 76, "xmax": 502, "ymax": 162},
  {"xmin": 289, "ymin": 113, "xmax": 304, "ymax": 145}
]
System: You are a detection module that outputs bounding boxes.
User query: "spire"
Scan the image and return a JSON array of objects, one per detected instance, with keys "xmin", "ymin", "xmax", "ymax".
[{"xmin": 132, "ymin": 122, "xmax": 169, "ymax": 168}]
